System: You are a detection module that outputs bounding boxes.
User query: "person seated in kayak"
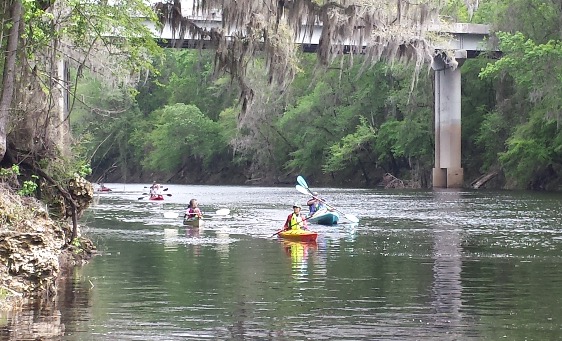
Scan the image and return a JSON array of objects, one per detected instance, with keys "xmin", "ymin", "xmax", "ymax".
[
  {"xmin": 184, "ymin": 199, "xmax": 203, "ymax": 219},
  {"xmin": 283, "ymin": 203, "xmax": 308, "ymax": 230},
  {"xmin": 149, "ymin": 182, "xmax": 162, "ymax": 196},
  {"xmin": 307, "ymin": 192, "xmax": 325, "ymax": 215}
]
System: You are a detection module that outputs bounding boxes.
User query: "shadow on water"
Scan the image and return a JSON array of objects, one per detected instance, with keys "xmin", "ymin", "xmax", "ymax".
[{"xmin": 3, "ymin": 185, "xmax": 562, "ymax": 340}]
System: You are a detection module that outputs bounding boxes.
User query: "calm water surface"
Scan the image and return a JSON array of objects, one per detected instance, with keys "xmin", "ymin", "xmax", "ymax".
[{"xmin": 2, "ymin": 184, "xmax": 562, "ymax": 340}]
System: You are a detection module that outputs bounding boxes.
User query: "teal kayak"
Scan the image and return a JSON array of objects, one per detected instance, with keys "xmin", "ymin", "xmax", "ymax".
[{"xmin": 307, "ymin": 209, "xmax": 339, "ymax": 226}]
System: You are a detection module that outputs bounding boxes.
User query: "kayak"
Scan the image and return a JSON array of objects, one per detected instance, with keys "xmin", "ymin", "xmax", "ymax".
[
  {"xmin": 149, "ymin": 195, "xmax": 164, "ymax": 201},
  {"xmin": 183, "ymin": 217, "xmax": 204, "ymax": 228},
  {"xmin": 278, "ymin": 229, "xmax": 318, "ymax": 243},
  {"xmin": 307, "ymin": 209, "xmax": 339, "ymax": 226},
  {"xmin": 97, "ymin": 187, "xmax": 112, "ymax": 192}
]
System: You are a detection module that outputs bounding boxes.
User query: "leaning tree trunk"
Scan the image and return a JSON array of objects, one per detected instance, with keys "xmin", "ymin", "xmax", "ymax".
[{"xmin": 0, "ymin": 0, "xmax": 22, "ymax": 162}]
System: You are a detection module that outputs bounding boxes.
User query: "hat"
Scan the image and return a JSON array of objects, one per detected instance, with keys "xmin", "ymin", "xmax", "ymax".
[{"xmin": 292, "ymin": 203, "xmax": 302, "ymax": 208}]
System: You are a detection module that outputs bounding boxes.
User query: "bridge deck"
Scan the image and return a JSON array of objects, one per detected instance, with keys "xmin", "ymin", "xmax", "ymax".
[{"xmin": 145, "ymin": 19, "xmax": 492, "ymax": 53}]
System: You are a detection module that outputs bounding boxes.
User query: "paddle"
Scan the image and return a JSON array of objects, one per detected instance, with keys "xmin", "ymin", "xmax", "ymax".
[
  {"xmin": 271, "ymin": 229, "xmax": 284, "ymax": 237},
  {"xmin": 137, "ymin": 193, "xmax": 173, "ymax": 200},
  {"xmin": 163, "ymin": 208, "xmax": 231, "ymax": 219},
  {"xmin": 296, "ymin": 175, "xmax": 308, "ymax": 189},
  {"xmin": 295, "ymin": 182, "xmax": 360, "ymax": 223},
  {"xmin": 144, "ymin": 187, "xmax": 169, "ymax": 191}
]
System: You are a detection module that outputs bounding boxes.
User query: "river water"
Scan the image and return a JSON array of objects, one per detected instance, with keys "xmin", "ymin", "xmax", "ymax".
[{"xmin": 2, "ymin": 183, "xmax": 562, "ymax": 340}]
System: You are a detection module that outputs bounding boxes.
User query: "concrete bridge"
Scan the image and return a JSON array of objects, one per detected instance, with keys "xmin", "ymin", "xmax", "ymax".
[{"xmin": 148, "ymin": 18, "xmax": 493, "ymax": 188}]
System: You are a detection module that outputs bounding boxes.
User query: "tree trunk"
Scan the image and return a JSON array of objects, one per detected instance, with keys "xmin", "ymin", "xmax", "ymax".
[{"xmin": 0, "ymin": 0, "xmax": 22, "ymax": 162}]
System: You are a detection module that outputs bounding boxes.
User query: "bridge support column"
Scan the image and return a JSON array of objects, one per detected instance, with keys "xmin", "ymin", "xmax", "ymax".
[{"xmin": 432, "ymin": 52, "xmax": 465, "ymax": 188}]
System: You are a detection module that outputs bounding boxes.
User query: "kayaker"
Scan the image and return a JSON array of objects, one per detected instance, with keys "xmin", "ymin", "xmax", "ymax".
[
  {"xmin": 283, "ymin": 203, "xmax": 308, "ymax": 230},
  {"xmin": 149, "ymin": 182, "xmax": 162, "ymax": 196},
  {"xmin": 184, "ymin": 199, "xmax": 203, "ymax": 219},
  {"xmin": 307, "ymin": 192, "xmax": 325, "ymax": 215}
]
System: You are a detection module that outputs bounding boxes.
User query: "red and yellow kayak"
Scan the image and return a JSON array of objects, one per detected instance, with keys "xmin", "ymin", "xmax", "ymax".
[{"xmin": 278, "ymin": 229, "xmax": 318, "ymax": 243}]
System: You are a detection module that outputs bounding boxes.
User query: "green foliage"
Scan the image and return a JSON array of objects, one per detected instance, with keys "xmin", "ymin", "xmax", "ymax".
[
  {"xmin": 18, "ymin": 175, "xmax": 39, "ymax": 196},
  {"xmin": 70, "ymin": 72, "xmax": 141, "ymax": 178},
  {"xmin": 475, "ymin": 110, "xmax": 509, "ymax": 169},
  {"xmin": 63, "ymin": 0, "xmax": 162, "ymax": 73},
  {"xmin": 0, "ymin": 165, "xmax": 20, "ymax": 178},
  {"xmin": 280, "ymin": 60, "xmax": 394, "ymax": 178},
  {"xmin": 136, "ymin": 50, "xmax": 236, "ymax": 120},
  {"xmin": 461, "ymin": 58, "xmax": 498, "ymax": 173},
  {"xmin": 374, "ymin": 120, "xmax": 402, "ymax": 164},
  {"xmin": 77, "ymin": 163, "xmax": 92, "ymax": 177},
  {"xmin": 480, "ymin": 32, "xmax": 562, "ymax": 88},
  {"xmin": 478, "ymin": 29, "xmax": 562, "ymax": 188},
  {"xmin": 323, "ymin": 117, "xmax": 376, "ymax": 173},
  {"xmin": 499, "ymin": 113, "xmax": 560, "ymax": 188},
  {"xmin": 479, "ymin": 32, "xmax": 562, "ymax": 124},
  {"xmin": 440, "ymin": 0, "xmax": 473, "ymax": 22},
  {"xmin": 0, "ymin": 165, "xmax": 40, "ymax": 196},
  {"xmin": 481, "ymin": 0, "xmax": 561, "ymax": 43},
  {"xmin": 218, "ymin": 107, "xmax": 240, "ymax": 142},
  {"xmin": 21, "ymin": 0, "xmax": 55, "ymax": 53},
  {"xmin": 278, "ymin": 80, "xmax": 335, "ymax": 173},
  {"xmin": 144, "ymin": 104, "xmax": 226, "ymax": 172}
]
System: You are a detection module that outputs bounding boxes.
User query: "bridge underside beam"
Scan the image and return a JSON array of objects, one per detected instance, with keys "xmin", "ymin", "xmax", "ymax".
[
  {"xmin": 432, "ymin": 53, "xmax": 465, "ymax": 188},
  {"xmin": 157, "ymin": 38, "xmax": 490, "ymax": 58}
]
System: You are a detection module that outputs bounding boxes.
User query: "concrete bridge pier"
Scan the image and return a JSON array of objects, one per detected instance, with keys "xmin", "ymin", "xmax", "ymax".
[{"xmin": 432, "ymin": 52, "xmax": 466, "ymax": 188}]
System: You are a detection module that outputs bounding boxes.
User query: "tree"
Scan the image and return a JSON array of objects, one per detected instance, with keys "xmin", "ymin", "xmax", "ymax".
[
  {"xmin": 479, "ymin": 31, "xmax": 562, "ymax": 188},
  {"xmin": 144, "ymin": 103, "xmax": 227, "ymax": 174},
  {"xmin": 0, "ymin": 0, "xmax": 163, "ymax": 242},
  {"xmin": 0, "ymin": 0, "xmax": 23, "ymax": 161}
]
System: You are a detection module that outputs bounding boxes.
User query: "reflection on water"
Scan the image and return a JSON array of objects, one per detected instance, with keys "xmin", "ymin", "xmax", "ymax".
[
  {"xmin": 2, "ymin": 185, "xmax": 562, "ymax": 340},
  {"xmin": 431, "ymin": 190, "xmax": 463, "ymax": 333},
  {"xmin": 281, "ymin": 240, "xmax": 318, "ymax": 281}
]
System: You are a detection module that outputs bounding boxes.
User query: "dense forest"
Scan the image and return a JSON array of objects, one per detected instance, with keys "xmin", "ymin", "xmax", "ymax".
[
  {"xmin": 74, "ymin": 0, "xmax": 562, "ymax": 190},
  {"xmin": 3, "ymin": 0, "xmax": 562, "ymax": 191}
]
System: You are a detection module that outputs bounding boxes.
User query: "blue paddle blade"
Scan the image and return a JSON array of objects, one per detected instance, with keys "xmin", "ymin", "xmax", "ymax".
[
  {"xmin": 296, "ymin": 184, "xmax": 312, "ymax": 195},
  {"xmin": 296, "ymin": 175, "xmax": 308, "ymax": 189}
]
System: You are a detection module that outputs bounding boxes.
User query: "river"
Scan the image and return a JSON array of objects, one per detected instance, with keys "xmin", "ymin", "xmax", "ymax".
[{"xmin": 1, "ymin": 183, "xmax": 562, "ymax": 340}]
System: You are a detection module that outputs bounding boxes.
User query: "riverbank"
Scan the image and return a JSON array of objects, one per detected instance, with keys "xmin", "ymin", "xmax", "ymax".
[{"xmin": 0, "ymin": 184, "xmax": 95, "ymax": 311}]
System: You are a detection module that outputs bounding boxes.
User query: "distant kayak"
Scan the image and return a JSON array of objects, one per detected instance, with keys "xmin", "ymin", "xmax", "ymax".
[
  {"xmin": 97, "ymin": 187, "xmax": 112, "ymax": 192},
  {"xmin": 183, "ymin": 217, "xmax": 204, "ymax": 228},
  {"xmin": 149, "ymin": 195, "xmax": 164, "ymax": 201},
  {"xmin": 278, "ymin": 229, "xmax": 317, "ymax": 243},
  {"xmin": 307, "ymin": 209, "xmax": 339, "ymax": 226}
]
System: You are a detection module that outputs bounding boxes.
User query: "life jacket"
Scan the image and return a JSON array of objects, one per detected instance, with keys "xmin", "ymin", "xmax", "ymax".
[
  {"xmin": 288, "ymin": 213, "xmax": 304, "ymax": 230},
  {"xmin": 187, "ymin": 207, "xmax": 201, "ymax": 218}
]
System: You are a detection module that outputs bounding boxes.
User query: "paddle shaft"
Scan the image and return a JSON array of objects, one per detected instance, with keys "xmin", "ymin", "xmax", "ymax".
[
  {"xmin": 164, "ymin": 209, "xmax": 230, "ymax": 219},
  {"xmin": 138, "ymin": 193, "xmax": 172, "ymax": 200},
  {"xmin": 145, "ymin": 187, "xmax": 169, "ymax": 191}
]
